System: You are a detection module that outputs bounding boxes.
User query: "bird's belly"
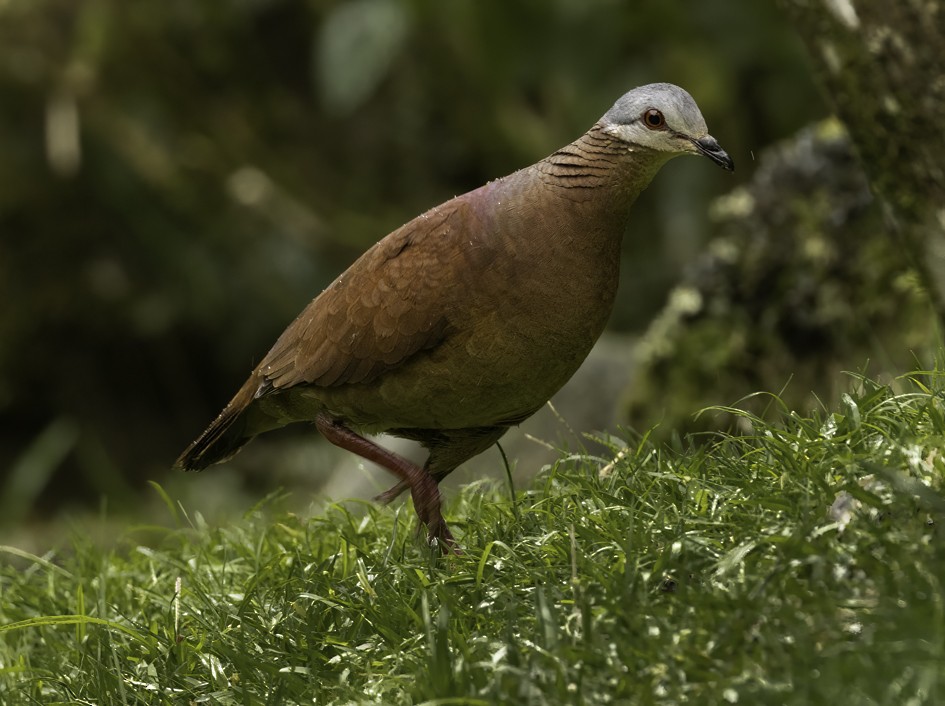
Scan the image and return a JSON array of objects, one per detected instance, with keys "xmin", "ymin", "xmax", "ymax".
[{"xmin": 306, "ymin": 302, "xmax": 607, "ymax": 432}]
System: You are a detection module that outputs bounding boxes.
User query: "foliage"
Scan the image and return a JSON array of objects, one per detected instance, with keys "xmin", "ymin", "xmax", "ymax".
[{"xmin": 2, "ymin": 369, "xmax": 943, "ymax": 704}]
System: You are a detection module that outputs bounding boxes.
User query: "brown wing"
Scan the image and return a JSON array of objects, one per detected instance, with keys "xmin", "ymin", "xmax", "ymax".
[{"xmin": 257, "ymin": 198, "xmax": 489, "ymax": 392}]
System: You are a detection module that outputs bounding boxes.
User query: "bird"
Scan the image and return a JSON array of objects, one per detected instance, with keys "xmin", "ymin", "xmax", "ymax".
[{"xmin": 175, "ymin": 82, "xmax": 733, "ymax": 552}]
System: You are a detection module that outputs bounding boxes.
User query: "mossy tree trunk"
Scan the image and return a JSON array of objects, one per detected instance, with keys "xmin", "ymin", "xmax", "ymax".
[
  {"xmin": 622, "ymin": 0, "xmax": 945, "ymax": 433},
  {"xmin": 778, "ymin": 0, "xmax": 945, "ymax": 324}
]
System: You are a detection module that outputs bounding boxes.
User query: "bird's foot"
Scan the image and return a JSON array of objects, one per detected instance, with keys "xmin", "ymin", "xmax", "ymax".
[
  {"xmin": 424, "ymin": 514, "xmax": 461, "ymax": 555},
  {"xmin": 374, "ymin": 480, "xmax": 408, "ymax": 505},
  {"xmin": 410, "ymin": 475, "xmax": 461, "ymax": 555}
]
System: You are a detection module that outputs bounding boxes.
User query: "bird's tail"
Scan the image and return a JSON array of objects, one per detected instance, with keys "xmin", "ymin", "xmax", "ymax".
[{"xmin": 174, "ymin": 379, "xmax": 257, "ymax": 471}]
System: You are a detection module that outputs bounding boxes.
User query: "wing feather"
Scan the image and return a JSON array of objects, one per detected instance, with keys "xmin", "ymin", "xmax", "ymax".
[{"xmin": 258, "ymin": 199, "xmax": 489, "ymax": 391}]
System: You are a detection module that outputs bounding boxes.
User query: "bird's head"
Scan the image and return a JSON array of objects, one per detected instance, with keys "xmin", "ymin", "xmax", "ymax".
[{"xmin": 601, "ymin": 83, "xmax": 734, "ymax": 172}]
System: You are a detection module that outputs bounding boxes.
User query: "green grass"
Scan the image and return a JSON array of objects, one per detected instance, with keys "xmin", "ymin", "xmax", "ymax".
[{"xmin": 2, "ymin": 371, "xmax": 944, "ymax": 705}]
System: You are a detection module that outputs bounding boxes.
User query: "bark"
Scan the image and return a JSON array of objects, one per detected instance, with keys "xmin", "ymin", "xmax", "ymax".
[{"xmin": 778, "ymin": 0, "xmax": 945, "ymax": 323}]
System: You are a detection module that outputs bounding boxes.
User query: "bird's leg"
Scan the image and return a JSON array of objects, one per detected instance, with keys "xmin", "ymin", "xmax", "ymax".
[
  {"xmin": 376, "ymin": 478, "xmax": 455, "ymax": 550},
  {"xmin": 376, "ymin": 427, "xmax": 508, "ymax": 505},
  {"xmin": 314, "ymin": 413, "xmax": 457, "ymax": 553}
]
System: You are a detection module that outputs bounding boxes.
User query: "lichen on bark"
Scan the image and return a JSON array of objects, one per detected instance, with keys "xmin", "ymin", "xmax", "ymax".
[{"xmin": 625, "ymin": 121, "xmax": 932, "ymax": 435}]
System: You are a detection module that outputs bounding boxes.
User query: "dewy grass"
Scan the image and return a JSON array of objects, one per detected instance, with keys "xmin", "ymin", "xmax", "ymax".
[{"xmin": 1, "ymin": 370, "xmax": 944, "ymax": 705}]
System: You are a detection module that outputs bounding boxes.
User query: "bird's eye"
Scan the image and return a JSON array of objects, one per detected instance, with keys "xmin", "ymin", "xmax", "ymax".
[{"xmin": 643, "ymin": 109, "xmax": 665, "ymax": 130}]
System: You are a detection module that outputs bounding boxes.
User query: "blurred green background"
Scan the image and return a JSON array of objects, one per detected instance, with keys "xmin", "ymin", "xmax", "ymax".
[{"xmin": 0, "ymin": 0, "xmax": 826, "ymax": 536}]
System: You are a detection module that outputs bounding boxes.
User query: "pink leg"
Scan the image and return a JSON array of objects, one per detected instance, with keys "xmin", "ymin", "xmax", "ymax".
[{"xmin": 315, "ymin": 413, "xmax": 457, "ymax": 552}]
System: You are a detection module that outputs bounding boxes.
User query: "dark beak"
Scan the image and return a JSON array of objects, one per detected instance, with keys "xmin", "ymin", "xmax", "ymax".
[{"xmin": 693, "ymin": 135, "xmax": 734, "ymax": 172}]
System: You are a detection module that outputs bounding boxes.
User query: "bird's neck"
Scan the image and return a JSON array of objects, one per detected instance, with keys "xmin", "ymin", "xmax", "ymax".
[{"xmin": 535, "ymin": 123, "xmax": 670, "ymax": 216}]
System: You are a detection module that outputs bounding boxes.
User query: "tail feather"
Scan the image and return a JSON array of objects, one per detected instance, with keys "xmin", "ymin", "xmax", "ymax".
[{"xmin": 175, "ymin": 380, "xmax": 257, "ymax": 471}]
